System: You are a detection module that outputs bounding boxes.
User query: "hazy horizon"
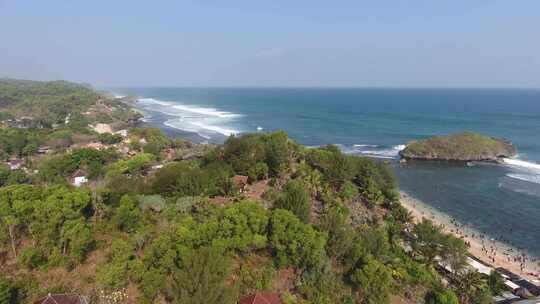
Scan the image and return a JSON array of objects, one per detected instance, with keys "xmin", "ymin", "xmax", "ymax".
[{"xmin": 1, "ymin": 1, "xmax": 539, "ymax": 88}]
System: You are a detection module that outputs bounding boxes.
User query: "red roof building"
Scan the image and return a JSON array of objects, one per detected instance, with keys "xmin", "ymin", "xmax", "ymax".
[
  {"xmin": 34, "ymin": 294, "xmax": 89, "ymax": 304},
  {"xmin": 239, "ymin": 292, "xmax": 282, "ymax": 304}
]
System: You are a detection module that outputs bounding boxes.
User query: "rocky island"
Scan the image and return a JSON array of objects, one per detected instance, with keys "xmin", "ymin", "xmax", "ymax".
[{"xmin": 399, "ymin": 132, "xmax": 517, "ymax": 162}]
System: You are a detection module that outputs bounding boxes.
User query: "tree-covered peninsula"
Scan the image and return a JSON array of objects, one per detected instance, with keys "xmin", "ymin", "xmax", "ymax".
[{"xmin": 399, "ymin": 132, "xmax": 517, "ymax": 162}]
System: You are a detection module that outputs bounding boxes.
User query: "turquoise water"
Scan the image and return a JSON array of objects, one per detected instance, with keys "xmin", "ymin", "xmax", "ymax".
[{"xmin": 113, "ymin": 87, "xmax": 540, "ymax": 255}]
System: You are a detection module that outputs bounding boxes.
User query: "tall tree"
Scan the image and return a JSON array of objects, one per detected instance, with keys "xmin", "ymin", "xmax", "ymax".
[
  {"xmin": 411, "ymin": 219, "xmax": 444, "ymax": 264},
  {"xmin": 172, "ymin": 246, "xmax": 235, "ymax": 304},
  {"xmin": 455, "ymin": 270, "xmax": 489, "ymax": 304},
  {"xmin": 0, "ymin": 184, "xmax": 41, "ymax": 257}
]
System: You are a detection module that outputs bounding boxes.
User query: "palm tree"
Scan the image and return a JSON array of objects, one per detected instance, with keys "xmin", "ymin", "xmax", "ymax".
[
  {"xmin": 455, "ymin": 270, "xmax": 488, "ymax": 304},
  {"xmin": 303, "ymin": 168, "xmax": 323, "ymax": 199}
]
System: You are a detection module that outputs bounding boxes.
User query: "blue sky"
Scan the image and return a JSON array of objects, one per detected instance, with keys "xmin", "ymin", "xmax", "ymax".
[{"xmin": 1, "ymin": 0, "xmax": 539, "ymax": 87}]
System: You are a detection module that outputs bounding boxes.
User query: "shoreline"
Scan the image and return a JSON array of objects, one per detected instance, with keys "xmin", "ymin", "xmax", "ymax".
[{"xmin": 400, "ymin": 191, "xmax": 540, "ymax": 282}]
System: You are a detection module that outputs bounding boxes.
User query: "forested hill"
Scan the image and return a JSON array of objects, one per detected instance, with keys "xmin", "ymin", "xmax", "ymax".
[
  {"xmin": 0, "ymin": 80, "xmax": 504, "ymax": 304},
  {"xmin": 0, "ymin": 79, "xmax": 141, "ymax": 128}
]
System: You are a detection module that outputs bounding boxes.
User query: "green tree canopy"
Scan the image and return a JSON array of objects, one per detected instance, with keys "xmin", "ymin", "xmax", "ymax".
[
  {"xmin": 276, "ymin": 179, "xmax": 311, "ymax": 223},
  {"xmin": 350, "ymin": 256, "xmax": 393, "ymax": 304},
  {"xmin": 425, "ymin": 288, "xmax": 459, "ymax": 304},
  {"xmin": 268, "ymin": 209, "xmax": 327, "ymax": 269},
  {"xmin": 172, "ymin": 246, "xmax": 235, "ymax": 304}
]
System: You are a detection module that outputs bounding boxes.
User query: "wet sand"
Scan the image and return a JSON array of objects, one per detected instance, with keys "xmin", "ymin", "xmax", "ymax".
[{"xmin": 400, "ymin": 191, "xmax": 540, "ymax": 282}]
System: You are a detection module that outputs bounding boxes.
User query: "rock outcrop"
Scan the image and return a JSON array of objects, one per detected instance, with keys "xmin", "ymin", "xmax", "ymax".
[{"xmin": 399, "ymin": 132, "xmax": 517, "ymax": 162}]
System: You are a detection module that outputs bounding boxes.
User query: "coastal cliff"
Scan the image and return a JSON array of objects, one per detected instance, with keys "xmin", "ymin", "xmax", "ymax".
[{"xmin": 399, "ymin": 132, "xmax": 517, "ymax": 161}]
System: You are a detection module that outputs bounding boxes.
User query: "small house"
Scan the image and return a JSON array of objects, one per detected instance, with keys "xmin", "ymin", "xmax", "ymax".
[
  {"xmin": 233, "ymin": 175, "xmax": 249, "ymax": 193},
  {"xmin": 239, "ymin": 292, "xmax": 282, "ymax": 304},
  {"xmin": 71, "ymin": 170, "xmax": 88, "ymax": 187},
  {"xmin": 34, "ymin": 293, "xmax": 89, "ymax": 304},
  {"xmin": 38, "ymin": 146, "xmax": 52, "ymax": 154},
  {"xmin": 151, "ymin": 164, "xmax": 164, "ymax": 170},
  {"xmin": 7, "ymin": 159, "xmax": 24, "ymax": 170},
  {"xmin": 115, "ymin": 129, "xmax": 128, "ymax": 137}
]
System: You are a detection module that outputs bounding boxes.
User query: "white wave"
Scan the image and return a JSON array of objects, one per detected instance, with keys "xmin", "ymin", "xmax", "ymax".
[
  {"xmin": 501, "ymin": 158, "xmax": 540, "ymax": 186},
  {"xmin": 170, "ymin": 104, "xmax": 240, "ymax": 118},
  {"xmin": 502, "ymin": 158, "xmax": 540, "ymax": 171},
  {"xmin": 138, "ymin": 98, "xmax": 173, "ymax": 106},
  {"xmin": 137, "ymin": 97, "xmax": 240, "ymax": 118},
  {"xmin": 190, "ymin": 122, "xmax": 239, "ymax": 136},
  {"xmin": 356, "ymin": 144, "xmax": 405, "ymax": 159},
  {"xmin": 257, "ymin": 126, "xmax": 264, "ymax": 131},
  {"xmin": 163, "ymin": 120, "xmax": 211, "ymax": 139},
  {"xmin": 358, "ymin": 154, "xmax": 396, "ymax": 160},
  {"xmin": 163, "ymin": 118, "xmax": 239, "ymax": 137},
  {"xmin": 394, "ymin": 144, "xmax": 406, "ymax": 151},
  {"xmin": 506, "ymin": 173, "xmax": 540, "ymax": 185},
  {"xmin": 136, "ymin": 96, "xmax": 243, "ymax": 139},
  {"xmin": 114, "ymin": 94, "xmax": 126, "ymax": 99}
]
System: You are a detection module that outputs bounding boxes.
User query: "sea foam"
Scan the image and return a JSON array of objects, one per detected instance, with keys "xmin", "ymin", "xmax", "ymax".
[
  {"xmin": 138, "ymin": 98, "xmax": 173, "ymax": 107},
  {"xmin": 502, "ymin": 158, "xmax": 540, "ymax": 171},
  {"xmin": 505, "ymin": 174, "xmax": 540, "ymax": 185},
  {"xmin": 190, "ymin": 121, "xmax": 239, "ymax": 137},
  {"xmin": 171, "ymin": 104, "xmax": 241, "ymax": 118},
  {"xmin": 502, "ymin": 158, "xmax": 540, "ymax": 185},
  {"xmin": 348, "ymin": 144, "xmax": 405, "ymax": 159},
  {"xmin": 137, "ymin": 97, "xmax": 242, "ymax": 138}
]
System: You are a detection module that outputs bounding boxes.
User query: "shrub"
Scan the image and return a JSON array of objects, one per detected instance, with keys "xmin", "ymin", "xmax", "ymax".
[
  {"xmin": 219, "ymin": 201, "xmax": 269, "ymax": 251},
  {"xmin": 113, "ymin": 195, "xmax": 143, "ymax": 232},
  {"xmin": 17, "ymin": 247, "xmax": 46, "ymax": 269},
  {"xmin": 137, "ymin": 195, "xmax": 166, "ymax": 213},
  {"xmin": 268, "ymin": 209, "xmax": 327, "ymax": 269},
  {"xmin": 97, "ymin": 240, "xmax": 136, "ymax": 289},
  {"xmin": 350, "ymin": 257, "xmax": 393, "ymax": 304},
  {"xmin": 339, "ymin": 181, "xmax": 359, "ymax": 202},
  {"xmin": 0, "ymin": 276, "xmax": 14, "ymax": 304},
  {"xmin": 425, "ymin": 289, "xmax": 459, "ymax": 304},
  {"xmin": 247, "ymin": 162, "xmax": 269, "ymax": 182},
  {"xmin": 98, "ymin": 133, "xmax": 123, "ymax": 145},
  {"xmin": 222, "ymin": 132, "xmax": 290, "ymax": 177},
  {"xmin": 276, "ymin": 180, "xmax": 311, "ymax": 223}
]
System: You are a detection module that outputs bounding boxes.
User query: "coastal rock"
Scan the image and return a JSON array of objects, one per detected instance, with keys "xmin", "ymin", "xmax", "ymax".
[{"xmin": 399, "ymin": 132, "xmax": 517, "ymax": 162}]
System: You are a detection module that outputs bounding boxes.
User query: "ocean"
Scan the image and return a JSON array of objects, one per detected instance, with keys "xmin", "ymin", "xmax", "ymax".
[{"xmin": 111, "ymin": 87, "xmax": 540, "ymax": 256}]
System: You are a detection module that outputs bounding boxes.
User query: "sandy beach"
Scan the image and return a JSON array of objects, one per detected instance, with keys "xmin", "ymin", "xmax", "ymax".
[{"xmin": 400, "ymin": 191, "xmax": 540, "ymax": 282}]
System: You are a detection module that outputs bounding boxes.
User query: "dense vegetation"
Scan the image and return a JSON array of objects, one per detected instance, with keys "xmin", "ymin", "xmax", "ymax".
[
  {"xmin": 0, "ymin": 79, "xmax": 99, "ymax": 128},
  {"xmin": 0, "ymin": 79, "xmax": 140, "ymax": 151},
  {"xmin": 400, "ymin": 132, "xmax": 517, "ymax": 161},
  {"xmin": 0, "ymin": 80, "xmax": 506, "ymax": 304}
]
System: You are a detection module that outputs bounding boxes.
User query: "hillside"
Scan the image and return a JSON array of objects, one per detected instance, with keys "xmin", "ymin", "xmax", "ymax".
[
  {"xmin": 0, "ymin": 80, "xmax": 509, "ymax": 304},
  {"xmin": 0, "ymin": 79, "xmax": 140, "ymax": 129},
  {"xmin": 399, "ymin": 132, "xmax": 517, "ymax": 162}
]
